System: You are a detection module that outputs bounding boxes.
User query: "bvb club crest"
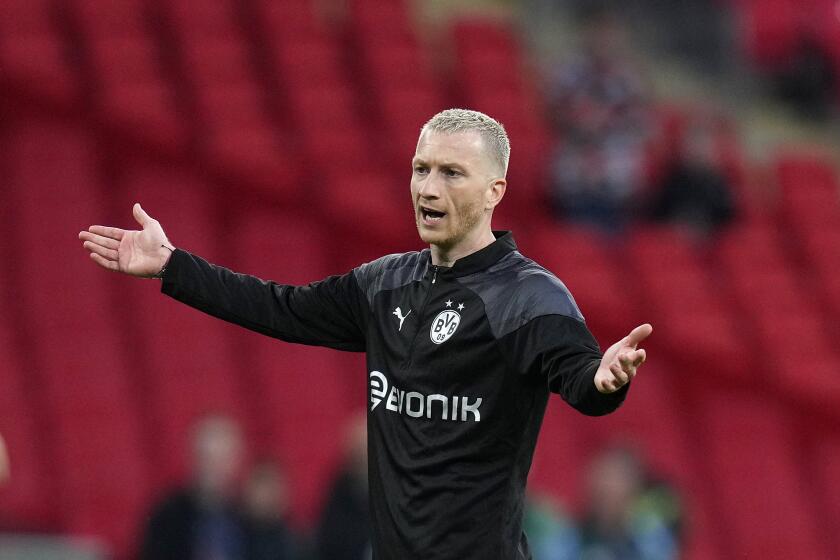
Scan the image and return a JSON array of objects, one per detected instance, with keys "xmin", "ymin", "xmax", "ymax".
[{"xmin": 430, "ymin": 306, "xmax": 461, "ymax": 344}]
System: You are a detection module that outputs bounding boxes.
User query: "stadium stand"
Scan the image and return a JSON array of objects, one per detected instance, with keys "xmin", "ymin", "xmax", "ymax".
[{"xmin": 1, "ymin": 0, "xmax": 839, "ymax": 558}]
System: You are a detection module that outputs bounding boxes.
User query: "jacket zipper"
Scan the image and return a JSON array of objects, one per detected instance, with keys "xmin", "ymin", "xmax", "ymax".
[{"xmin": 403, "ymin": 265, "xmax": 438, "ymax": 369}]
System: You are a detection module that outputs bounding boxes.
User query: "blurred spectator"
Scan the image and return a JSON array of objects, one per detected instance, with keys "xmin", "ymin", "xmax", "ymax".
[
  {"xmin": 523, "ymin": 493, "xmax": 580, "ymax": 560},
  {"xmin": 241, "ymin": 460, "xmax": 299, "ymax": 560},
  {"xmin": 139, "ymin": 414, "xmax": 246, "ymax": 560},
  {"xmin": 648, "ymin": 115, "xmax": 735, "ymax": 238},
  {"xmin": 315, "ymin": 415, "xmax": 370, "ymax": 560},
  {"xmin": 547, "ymin": 8, "xmax": 651, "ymax": 233},
  {"xmin": 577, "ymin": 445, "xmax": 680, "ymax": 560},
  {"xmin": 773, "ymin": 33, "xmax": 837, "ymax": 121}
]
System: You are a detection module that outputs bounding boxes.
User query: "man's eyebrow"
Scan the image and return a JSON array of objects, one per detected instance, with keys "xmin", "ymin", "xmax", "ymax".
[{"xmin": 411, "ymin": 158, "xmax": 469, "ymax": 171}]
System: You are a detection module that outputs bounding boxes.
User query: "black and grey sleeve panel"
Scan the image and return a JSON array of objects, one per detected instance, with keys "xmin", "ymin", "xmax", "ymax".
[
  {"xmin": 353, "ymin": 250, "xmax": 428, "ymax": 307},
  {"xmin": 457, "ymin": 251, "xmax": 585, "ymax": 340},
  {"xmin": 459, "ymin": 250, "xmax": 626, "ymax": 416}
]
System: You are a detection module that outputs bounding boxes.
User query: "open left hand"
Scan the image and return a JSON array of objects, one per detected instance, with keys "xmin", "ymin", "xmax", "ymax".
[{"xmin": 595, "ymin": 324, "xmax": 653, "ymax": 393}]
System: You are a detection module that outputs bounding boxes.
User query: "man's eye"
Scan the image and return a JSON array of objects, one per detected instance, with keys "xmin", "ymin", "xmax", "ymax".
[
  {"xmin": 414, "ymin": 166, "xmax": 429, "ymax": 174},
  {"xmin": 443, "ymin": 169, "xmax": 461, "ymax": 177}
]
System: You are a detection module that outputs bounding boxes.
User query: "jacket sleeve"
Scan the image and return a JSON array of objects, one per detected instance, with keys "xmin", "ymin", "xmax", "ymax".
[
  {"xmin": 159, "ymin": 248, "xmax": 368, "ymax": 352},
  {"xmin": 499, "ymin": 314, "xmax": 628, "ymax": 416}
]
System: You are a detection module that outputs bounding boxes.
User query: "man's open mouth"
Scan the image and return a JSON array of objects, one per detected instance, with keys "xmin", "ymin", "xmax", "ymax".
[{"xmin": 420, "ymin": 206, "xmax": 446, "ymax": 223}]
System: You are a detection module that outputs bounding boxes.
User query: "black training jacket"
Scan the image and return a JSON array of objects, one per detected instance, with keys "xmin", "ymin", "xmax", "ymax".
[{"xmin": 160, "ymin": 231, "xmax": 628, "ymax": 560}]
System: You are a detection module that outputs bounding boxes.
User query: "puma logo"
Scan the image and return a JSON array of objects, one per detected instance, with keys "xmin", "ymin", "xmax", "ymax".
[{"xmin": 393, "ymin": 307, "xmax": 411, "ymax": 331}]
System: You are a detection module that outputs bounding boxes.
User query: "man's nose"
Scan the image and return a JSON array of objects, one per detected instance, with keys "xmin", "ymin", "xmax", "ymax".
[{"xmin": 418, "ymin": 171, "xmax": 442, "ymax": 199}]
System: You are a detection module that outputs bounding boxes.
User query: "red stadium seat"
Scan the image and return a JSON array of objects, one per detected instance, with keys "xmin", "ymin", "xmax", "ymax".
[
  {"xmin": 812, "ymin": 433, "xmax": 840, "ymax": 557},
  {"xmin": 287, "ymin": 83, "xmax": 359, "ymax": 131},
  {"xmin": 204, "ymin": 126, "xmax": 301, "ymax": 199},
  {"xmin": 0, "ymin": 1, "xmax": 80, "ymax": 108},
  {"xmin": 715, "ymin": 222, "xmax": 789, "ymax": 271},
  {"xmin": 735, "ymin": 0, "xmax": 799, "ymax": 69},
  {"xmin": 257, "ymin": 0, "xmax": 323, "ymax": 39},
  {"xmin": 181, "ymin": 37, "xmax": 256, "ymax": 87},
  {"xmin": 71, "ymin": 0, "xmax": 184, "ymax": 149},
  {"xmin": 347, "ymin": 0, "xmax": 414, "ymax": 38},
  {"xmin": 9, "ymin": 121, "xmax": 151, "ymax": 559},
  {"xmin": 695, "ymin": 392, "xmax": 830, "ymax": 558},
  {"xmin": 0, "ymin": 283, "xmax": 49, "ymax": 528},
  {"xmin": 72, "ymin": 0, "xmax": 148, "ymax": 34},
  {"xmin": 272, "ymin": 33, "xmax": 346, "ymax": 89},
  {"xmin": 319, "ymin": 169, "xmax": 416, "ymax": 253},
  {"xmin": 451, "ymin": 18, "xmax": 521, "ymax": 59},
  {"xmin": 626, "ymin": 227, "xmax": 747, "ymax": 384},
  {"xmin": 167, "ymin": 0, "xmax": 239, "ymax": 40},
  {"xmin": 776, "ymin": 151, "xmax": 839, "ymax": 194}
]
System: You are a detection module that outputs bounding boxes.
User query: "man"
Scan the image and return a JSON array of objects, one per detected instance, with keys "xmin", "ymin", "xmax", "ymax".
[
  {"xmin": 80, "ymin": 109, "xmax": 651, "ymax": 559},
  {"xmin": 139, "ymin": 414, "xmax": 246, "ymax": 560}
]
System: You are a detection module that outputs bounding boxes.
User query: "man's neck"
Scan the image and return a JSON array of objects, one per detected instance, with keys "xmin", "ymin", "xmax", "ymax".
[{"xmin": 430, "ymin": 228, "xmax": 496, "ymax": 268}]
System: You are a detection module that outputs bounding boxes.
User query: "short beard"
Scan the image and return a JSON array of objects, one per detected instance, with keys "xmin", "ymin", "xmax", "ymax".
[{"xmin": 436, "ymin": 198, "xmax": 486, "ymax": 252}]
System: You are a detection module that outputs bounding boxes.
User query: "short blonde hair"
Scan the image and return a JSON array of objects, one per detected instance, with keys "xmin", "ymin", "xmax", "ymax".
[{"xmin": 421, "ymin": 108, "xmax": 510, "ymax": 176}]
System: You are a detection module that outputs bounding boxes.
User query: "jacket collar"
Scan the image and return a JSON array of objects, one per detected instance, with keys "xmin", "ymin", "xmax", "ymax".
[{"xmin": 426, "ymin": 231, "xmax": 517, "ymax": 278}]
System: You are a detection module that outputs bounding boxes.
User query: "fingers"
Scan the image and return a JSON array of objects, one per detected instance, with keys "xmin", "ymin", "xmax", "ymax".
[
  {"xmin": 608, "ymin": 350, "xmax": 644, "ymax": 388},
  {"xmin": 89, "ymin": 252, "xmax": 121, "ymax": 272},
  {"xmin": 633, "ymin": 348, "xmax": 646, "ymax": 367},
  {"xmin": 86, "ymin": 225, "xmax": 124, "ymax": 241},
  {"xmin": 596, "ymin": 367, "xmax": 626, "ymax": 393},
  {"xmin": 78, "ymin": 231, "xmax": 120, "ymax": 250},
  {"xmin": 624, "ymin": 323, "xmax": 653, "ymax": 348},
  {"xmin": 82, "ymin": 239, "xmax": 119, "ymax": 261},
  {"xmin": 610, "ymin": 363, "xmax": 630, "ymax": 385},
  {"xmin": 132, "ymin": 203, "xmax": 154, "ymax": 227}
]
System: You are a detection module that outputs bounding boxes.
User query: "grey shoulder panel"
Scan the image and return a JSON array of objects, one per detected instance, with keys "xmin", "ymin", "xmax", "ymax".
[
  {"xmin": 457, "ymin": 251, "xmax": 584, "ymax": 339},
  {"xmin": 353, "ymin": 250, "xmax": 427, "ymax": 306}
]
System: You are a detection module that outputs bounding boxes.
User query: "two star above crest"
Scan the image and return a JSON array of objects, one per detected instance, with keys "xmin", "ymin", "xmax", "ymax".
[{"xmin": 445, "ymin": 300, "xmax": 465, "ymax": 311}]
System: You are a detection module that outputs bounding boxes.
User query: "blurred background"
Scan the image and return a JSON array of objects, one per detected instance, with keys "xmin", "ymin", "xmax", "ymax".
[{"xmin": 1, "ymin": 0, "xmax": 839, "ymax": 558}]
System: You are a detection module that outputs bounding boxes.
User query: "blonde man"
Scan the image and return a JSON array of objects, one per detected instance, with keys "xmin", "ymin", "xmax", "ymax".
[{"xmin": 81, "ymin": 109, "xmax": 651, "ymax": 559}]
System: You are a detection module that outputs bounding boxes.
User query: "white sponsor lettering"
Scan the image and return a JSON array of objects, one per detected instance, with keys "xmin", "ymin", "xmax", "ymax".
[
  {"xmin": 368, "ymin": 371, "xmax": 482, "ymax": 422},
  {"xmin": 370, "ymin": 371, "xmax": 387, "ymax": 410}
]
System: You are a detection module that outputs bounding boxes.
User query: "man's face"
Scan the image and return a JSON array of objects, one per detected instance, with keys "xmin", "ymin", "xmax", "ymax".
[
  {"xmin": 411, "ymin": 130, "xmax": 501, "ymax": 250},
  {"xmin": 193, "ymin": 416, "xmax": 243, "ymax": 497}
]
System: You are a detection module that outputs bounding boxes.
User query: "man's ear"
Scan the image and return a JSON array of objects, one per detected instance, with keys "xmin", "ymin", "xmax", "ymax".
[{"xmin": 485, "ymin": 177, "xmax": 506, "ymax": 210}]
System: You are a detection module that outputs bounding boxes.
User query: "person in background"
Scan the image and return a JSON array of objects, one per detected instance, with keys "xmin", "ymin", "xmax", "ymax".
[
  {"xmin": 241, "ymin": 460, "xmax": 299, "ymax": 560},
  {"xmin": 577, "ymin": 445, "xmax": 680, "ymax": 560},
  {"xmin": 547, "ymin": 7, "xmax": 651, "ymax": 233},
  {"xmin": 648, "ymin": 116, "xmax": 735, "ymax": 238},
  {"xmin": 315, "ymin": 415, "xmax": 371, "ymax": 560},
  {"xmin": 522, "ymin": 493, "xmax": 580, "ymax": 560},
  {"xmin": 139, "ymin": 414, "xmax": 246, "ymax": 560},
  {"xmin": 774, "ymin": 32, "xmax": 837, "ymax": 121}
]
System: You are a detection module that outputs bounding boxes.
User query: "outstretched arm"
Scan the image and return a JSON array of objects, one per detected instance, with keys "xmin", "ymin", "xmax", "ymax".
[
  {"xmin": 80, "ymin": 204, "xmax": 369, "ymax": 351},
  {"xmin": 78, "ymin": 203, "xmax": 174, "ymax": 278},
  {"xmin": 500, "ymin": 316, "xmax": 652, "ymax": 415},
  {"xmin": 594, "ymin": 323, "xmax": 652, "ymax": 393}
]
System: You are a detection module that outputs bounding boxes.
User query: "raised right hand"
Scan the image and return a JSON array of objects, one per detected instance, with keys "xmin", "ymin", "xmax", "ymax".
[{"xmin": 79, "ymin": 203, "xmax": 174, "ymax": 278}]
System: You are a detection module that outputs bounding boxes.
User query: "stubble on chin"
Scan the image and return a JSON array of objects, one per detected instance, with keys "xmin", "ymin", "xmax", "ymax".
[{"xmin": 423, "ymin": 199, "xmax": 485, "ymax": 251}]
